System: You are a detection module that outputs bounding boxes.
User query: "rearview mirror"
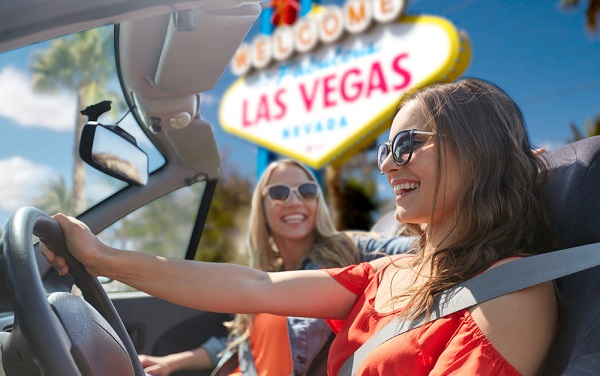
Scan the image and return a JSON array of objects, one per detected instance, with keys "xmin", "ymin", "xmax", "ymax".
[{"xmin": 79, "ymin": 123, "xmax": 149, "ymax": 186}]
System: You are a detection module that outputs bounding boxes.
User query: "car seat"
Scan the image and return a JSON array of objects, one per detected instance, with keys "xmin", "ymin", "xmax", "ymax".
[{"xmin": 541, "ymin": 135, "xmax": 600, "ymax": 375}]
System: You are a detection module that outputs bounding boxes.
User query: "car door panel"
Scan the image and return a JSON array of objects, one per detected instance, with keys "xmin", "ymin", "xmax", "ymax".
[{"xmin": 111, "ymin": 293, "xmax": 232, "ymax": 376}]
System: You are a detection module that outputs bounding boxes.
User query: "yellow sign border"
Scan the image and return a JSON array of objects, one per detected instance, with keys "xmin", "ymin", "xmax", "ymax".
[{"xmin": 219, "ymin": 14, "xmax": 472, "ymax": 169}]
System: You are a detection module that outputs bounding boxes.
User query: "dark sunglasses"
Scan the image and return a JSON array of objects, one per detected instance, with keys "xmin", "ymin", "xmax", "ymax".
[
  {"xmin": 377, "ymin": 129, "xmax": 435, "ymax": 173},
  {"xmin": 262, "ymin": 182, "xmax": 319, "ymax": 203}
]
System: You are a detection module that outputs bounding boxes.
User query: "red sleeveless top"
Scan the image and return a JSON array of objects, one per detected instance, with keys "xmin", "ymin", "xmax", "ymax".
[{"xmin": 325, "ymin": 262, "xmax": 521, "ymax": 375}]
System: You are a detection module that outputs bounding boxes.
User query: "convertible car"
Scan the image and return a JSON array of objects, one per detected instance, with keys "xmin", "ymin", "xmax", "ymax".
[{"xmin": 1, "ymin": 1, "xmax": 600, "ymax": 375}]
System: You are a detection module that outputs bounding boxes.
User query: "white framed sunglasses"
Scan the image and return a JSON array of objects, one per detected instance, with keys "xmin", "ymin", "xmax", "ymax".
[{"xmin": 262, "ymin": 182, "xmax": 319, "ymax": 203}]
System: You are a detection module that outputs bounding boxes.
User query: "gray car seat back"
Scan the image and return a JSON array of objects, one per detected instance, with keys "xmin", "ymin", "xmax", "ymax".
[{"xmin": 541, "ymin": 136, "xmax": 600, "ymax": 375}]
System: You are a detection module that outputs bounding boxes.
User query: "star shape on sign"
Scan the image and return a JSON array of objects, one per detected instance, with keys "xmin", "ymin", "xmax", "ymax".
[{"xmin": 262, "ymin": 0, "xmax": 301, "ymax": 26}]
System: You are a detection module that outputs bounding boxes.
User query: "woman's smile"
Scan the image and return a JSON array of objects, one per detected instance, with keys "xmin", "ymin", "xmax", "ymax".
[
  {"xmin": 281, "ymin": 213, "xmax": 308, "ymax": 225},
  {"xmin": 393, "ymin": 182, "xmax": 420, "ymax": 198}
]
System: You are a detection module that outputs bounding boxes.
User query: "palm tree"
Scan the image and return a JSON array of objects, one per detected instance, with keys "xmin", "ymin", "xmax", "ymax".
[
  {"xmin": 567, "ymin": 115, "xmax": 600, "ymax": 142},
  {"xmin": 32, "ymin": 176, "xmax": 73, "ymax": 215},
  {"xmin": 31, "ymin": 27, "xmax": 120, "ymax": 214},
  {"xmin": 560, "ymin": 0, "xmax": 600, "ymax": 31}
]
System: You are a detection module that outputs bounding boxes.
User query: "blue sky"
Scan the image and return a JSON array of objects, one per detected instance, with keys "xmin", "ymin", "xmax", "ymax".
[{"xmin": 0, "ymin": 0, "xmax": 599, "ymax": 225}]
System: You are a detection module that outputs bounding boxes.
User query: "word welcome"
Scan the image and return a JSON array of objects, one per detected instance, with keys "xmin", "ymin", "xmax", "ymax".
[{"xmin": 231, "ymin": 0, "xmax": 406, "ymax": 75}]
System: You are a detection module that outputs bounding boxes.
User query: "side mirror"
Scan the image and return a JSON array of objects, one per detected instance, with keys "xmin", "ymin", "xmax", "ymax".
[{"xmin": 79, "ymin": 123, "xmax": 149, "ymax": 186}]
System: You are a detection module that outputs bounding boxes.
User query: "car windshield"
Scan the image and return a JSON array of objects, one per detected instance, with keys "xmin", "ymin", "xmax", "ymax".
[{"xmin": 0, "ymin": 26, "xmax": 165, "ymax": 228}]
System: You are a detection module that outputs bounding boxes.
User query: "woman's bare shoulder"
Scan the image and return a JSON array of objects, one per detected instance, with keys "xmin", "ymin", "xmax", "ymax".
[
  {"xmin": 369, "ymin": 253, "xmax": 414, "ymax": 272},
  {"xmin": 469, "ymin": 258, "xmax": 558, "ymax": 376}
]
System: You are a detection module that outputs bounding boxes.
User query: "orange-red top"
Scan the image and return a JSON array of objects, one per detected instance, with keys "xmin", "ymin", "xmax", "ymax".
[{"xmin": 325, "ymin": 262, "xmax": 521, "ymax": 376}]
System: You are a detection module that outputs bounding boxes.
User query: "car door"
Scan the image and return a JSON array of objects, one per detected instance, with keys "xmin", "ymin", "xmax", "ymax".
[
  {"xmin": 112, "ymin": 293, "xmax": 232, "ymax": 376},
  {"xmin": 95, "ymin": 183, "xmax": 235, "ymax": 375}
]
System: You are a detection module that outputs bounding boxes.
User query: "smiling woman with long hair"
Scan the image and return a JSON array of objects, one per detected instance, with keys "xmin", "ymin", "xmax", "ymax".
[{"xmin": 222, "ymin": 159, "xmax": 360, "ymax": 376}]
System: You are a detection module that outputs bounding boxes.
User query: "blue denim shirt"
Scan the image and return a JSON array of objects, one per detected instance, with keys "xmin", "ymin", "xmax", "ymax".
[
  {"xmin": 208, "ymin": 235, "xmax": 415, "ymax": 375},
  {"xmin": 352, "ymin": 233, "xmax": 415, "ymax": 261}
]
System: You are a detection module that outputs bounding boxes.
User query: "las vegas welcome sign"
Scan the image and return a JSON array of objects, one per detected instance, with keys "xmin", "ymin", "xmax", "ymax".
[{"xmin": 219, "ymin": 0, "xmax": 471, "ymax": 169}]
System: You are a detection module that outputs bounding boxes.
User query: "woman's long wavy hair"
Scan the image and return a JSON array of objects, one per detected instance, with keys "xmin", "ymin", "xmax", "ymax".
[
  {"xmin": 225, "ymin": 159, "xmax": 359, "ymax": 349},
  {"xmin": 395, "ymin": 78, "xmax": 554, "ymax": 320}
]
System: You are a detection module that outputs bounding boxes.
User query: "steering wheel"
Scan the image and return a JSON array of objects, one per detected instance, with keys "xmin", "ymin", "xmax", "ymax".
[{"xmin": 1, "ymin": 207, "xmax": 145, "ymax": 376}]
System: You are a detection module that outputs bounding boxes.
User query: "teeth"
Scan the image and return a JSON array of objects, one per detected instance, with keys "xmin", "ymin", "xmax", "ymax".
[
  {"xmin": 393, "ymin": 182, "xmax": 420, "ymax": 193},
  {"xmin": 283, "ymin": 214, "xmax": 304, "ymax": 222}
]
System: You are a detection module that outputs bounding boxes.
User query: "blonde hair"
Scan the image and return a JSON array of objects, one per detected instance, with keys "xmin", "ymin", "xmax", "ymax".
[
  {"xmin": 226, "ymin": 159, "xmax": 359, "ymax": 348},
  {"xmin": 395, "ymin": 78, "xmax": 553, "ymax": 320}
]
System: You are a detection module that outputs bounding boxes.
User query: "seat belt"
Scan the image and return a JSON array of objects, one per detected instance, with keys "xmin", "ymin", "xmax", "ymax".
[{"xmin": 339, "ymin": 241, "xmax": 600, "ymax": 376}]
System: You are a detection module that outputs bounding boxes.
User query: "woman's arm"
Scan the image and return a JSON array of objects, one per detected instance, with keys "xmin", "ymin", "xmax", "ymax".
[{"xmin": 40, "ymin": 214, "xmax": 358, "ymax": 320}]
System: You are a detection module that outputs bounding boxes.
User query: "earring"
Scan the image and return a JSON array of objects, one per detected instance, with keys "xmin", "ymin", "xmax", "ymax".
[{"xmin": 268, "ymin": 236, "xmax": 280, "ymax": 253}]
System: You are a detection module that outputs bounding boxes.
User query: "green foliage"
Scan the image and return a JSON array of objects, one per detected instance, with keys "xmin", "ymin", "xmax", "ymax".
[
  {"xmin": 99, "ymin": 170, "xmax": 253, "ymax": 264},
  {"xmin": 327, "ymin": 148, "xmax": 383, "ymax": 231},
  {"xmin": 337, "ymin": 177, "xmax": 380, "ymax": 231},
  {"xmin": 560, "ymin": 0, "xmax": 600, "ymax": 31},
  {"xmin": 195, "ymin": 172, "xmax": 253, "ymax": 264},
  {"xmin": 30, "ymin": 26, "xmax": 126, "ymax": 119},
  {"xmin": 117, "ymin": 187, "xmax": 203, "ymax": 258},
  {"xmin": 32, "ymin": 176, "xmax": 73, "ymax": 216},
  {"xmin": 31, "ymin": 28, "xmax": 114, "ymax": 94},
  {"xmin": 567, "ymin": 115, "xmax": 600, "ymax": 142}
]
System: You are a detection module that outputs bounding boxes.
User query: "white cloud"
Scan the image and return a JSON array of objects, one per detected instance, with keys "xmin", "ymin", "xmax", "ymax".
[
  {"xmin": 0, "ymin": 66, "xmax": 76, "ymax": 131},
  {"xmin": 538, "ymin": 140, "xmax": 562, "ymax": 152},
  {"xmin": 0, "ymin": 157, "xmax": 54, "ymax": 211}
]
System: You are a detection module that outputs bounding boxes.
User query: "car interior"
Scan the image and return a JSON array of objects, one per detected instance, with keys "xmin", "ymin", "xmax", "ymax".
[{"xmin": 1, "ymin": 1, "xmax": 600, "ymax": 375}]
